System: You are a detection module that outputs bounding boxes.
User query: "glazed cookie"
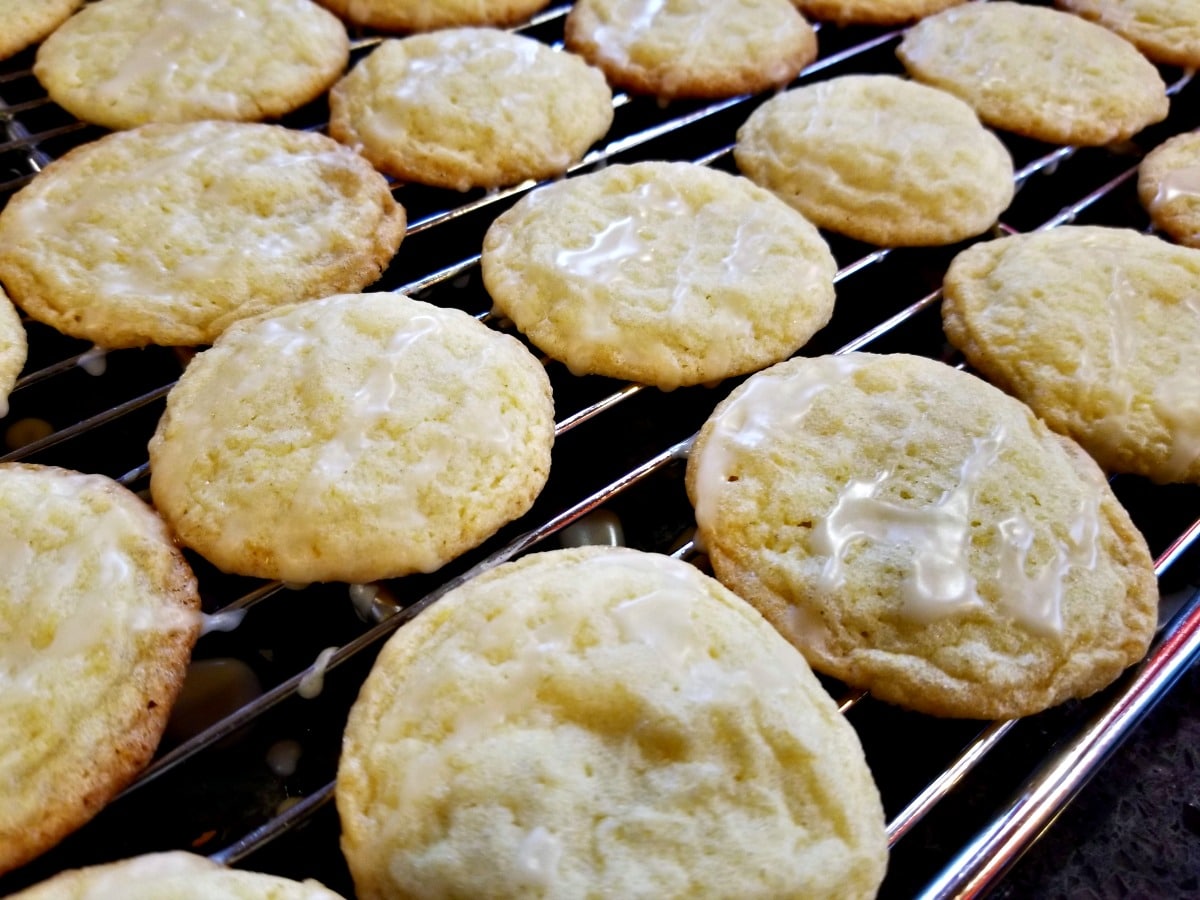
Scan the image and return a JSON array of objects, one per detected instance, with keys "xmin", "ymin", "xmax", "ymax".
[
  {"xmin": 34, "ymin": 0, "xmax": 349, "ymax": 131},
  {"xmin": 564, "ymin": 0, "xmax": 817, "ymax": 100},
  {"xmin": 0, "ymin": 464, "xmax": 200, "ymax": 874},
  {"xmin": 316, "ymin": 0, "xmax": 552, "ymax": 31},
  {"xmin": 10, "ymin": 852, "xmax": 346, "ymax": 898},
  {"xmin": 686, "ymin": 353, "xmax": 1159, "ymax": 720},
  {"xmin": 735, "ymin": 75, "xmax": 1014, "ymax": 247},
  {"xmin": 329, "ymin": 30, "xmax": 613, "ymax": 191},
  {"xmin": 482, "ymin": 161, "xmax": 837, "ymax": 390},
  {"xmin": 0, "ymin": 0, "xmax": 81, "ymax": 61},
  {"xmin": 897, "ymin": 2, "xmax": 1168, "ymax": 146},
  {"xmin": 0, "ymin": 122, "xmax": 405, "ymax": 349},
  {"xmin": 793, "ymin": 0, "xmax": 965, "ymax": 26},
  {"xmin": 0, "ymin": 287, "xmax": 26, "ymax": 419},
  {"xmin": 148, "ymin": 293, "xmax": 555, "ymax": 584},
  {"xmin": 337, "ymin": 546, "xmax": 888, "ymax": 899},
  {"xmin": 943, "ymin": 226, "xmax": 1200, "ymax": 485},
  {"xmin": 1057, "ymin": 0, "xmax": 1200, "ymax": 68},
  {"xmin": 1138, "ymin": 131, "xmax": 1200, "ymax": 249}
]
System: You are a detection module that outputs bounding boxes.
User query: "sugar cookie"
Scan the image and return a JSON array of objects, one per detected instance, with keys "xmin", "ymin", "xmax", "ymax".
[
  {"xmin": 0, "ymin": 464, "xmax": 200, "ymax": 874},
  {"xmin": 148, "ymin": 293, "xmax": 555, "ymax": 584},
  {"xmin": 316, "ymin": 0, "xmax": 551, "ymax": 31},
  {"xmin": 564, "ymin": 0, "xmax": 817, "ymax": 100},
  {"xmin": 0, "ymin": 0, "xmax": 81, "ymax": 61},
  {"xmin": 735, "ymin": 75, "xmax": 1014, "ymax": 247},
  {"xmin": 0, "ymin": 287, "xmax": 26, "ymax": 420},
  {"xmin": 1057, "ymin": 0, "xmax": 1200, "ymax": 68},
  {"xmin": 686, "ymin": 353, "xmax": 1159, "ymax": 719},
  {"xmin": 482, "ymin": 161, "xmax": 837, "ymax": 390},
  {"xmin": 943, "ymin": 226, "xmax": 1200, "ymax": 484},
  {"xmin": 329, "ymin": 29, "xmax": 613, "ymax": 191},
  {"xmin": 9, "ymin": 852, "xmax": 346, "ymax": 898},
  {"xmin": 794, "ymin": 0, "xmax": 965, "ymax": 26},
  {"xmin": 1138, "ymin": 130, "xmax": 1200, "ymax": 250},
  {"xmin": 34, "ymin": 0, "xmax": 349, "ymax": 131},
  {"xmin": 897, "ymin": 2, "xmax": 1168, "ymax": 146},
  {"xmin": 0, "ymin": 122, "xmax": 405, "ymax": 349},
  {"xmin": 337, "ymin": 546, "xmax": 888, "ymax": 899}
]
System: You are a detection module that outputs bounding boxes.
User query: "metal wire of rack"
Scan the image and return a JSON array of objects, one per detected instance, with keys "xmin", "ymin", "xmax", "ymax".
[{"xmin": 1, "ymin": 1, "xmax": 1199, "ymax": 897}]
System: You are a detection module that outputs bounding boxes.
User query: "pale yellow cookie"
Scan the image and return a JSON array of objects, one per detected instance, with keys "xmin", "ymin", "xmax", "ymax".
[
  {"xmin": 0, "ymin": 464, "xmax": 200, "ymax": 874},
  {"xmin": 33, "ymin": 0, "xmax": 349, "ymax": 131},
  {"xmin": 329, "ymin": 30, "xmax": 613, "ymax": 191},
  {"xmin": 1139, "ymin": 131, "xmax": 1200, "ymax": 249},
  {"xmin": 897, "ymin": 2, "xmax": 1168, "ymax": 146},
  {"xmin": 1057, "ymin": 0, "xmax": 1200, "ymax": 68},
  {"xmin": 735, "ymin": 75, "xmax": 1014, "ymax": 247},
  {"xmin": 564, "ymin": 0, "xmax": 817, "ymax": 100},
  {"xmin": 9, "ymin": 852, "xmax": 346, "ymax": 899},
  {"xmin": 148, "ymin": 293, "xmax": 555, "ymax": 584},
  {"xmin": 337, "ymin": 546, "xmax": 888, "ymax": 900},
  {"xmin": 0, "ymin": 287, "xmax": 26, "ymax": 420},
  {"xmin": 686, "ymin": 353, "xmax": 1159, "ymax": 720},
  {"xmin": 0, "ymin": 0, "xmax": 81, "ymax": 60},
  {"xmin": 943, "ymin": 226, "xmax": 1200, "ymax": 485},
  {"xmin": 482, "ymin": 161, "xmax": 837, "ymax": 390},
  {"xmin": 0, "ymin": 122, "xmax": 405, "ymax": 349},
  {"xmin": 316, "ymin": 0, "xmax": 552, "ymax": 31},
  {"xmin": 794, "ymin": 0, "xmax": 965, "ymax": 26}
]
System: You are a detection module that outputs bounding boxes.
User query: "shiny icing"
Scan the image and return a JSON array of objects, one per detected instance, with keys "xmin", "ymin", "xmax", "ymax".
[{"xmin": 692, "ymin": 355, "xmax": 866, "ymax": 532}]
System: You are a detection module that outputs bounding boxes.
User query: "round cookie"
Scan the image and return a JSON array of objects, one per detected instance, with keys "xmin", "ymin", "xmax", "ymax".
[
  {"xmin": 735, "ymin": 75, "xmax": 1014, "ymax": 247},
  {"xmin": 0, "ymin": 464, "xmax": 200, "ymax": 874},
  {"xmin": 9, "ymin": 852, "xmax": 346, "ymax": 899},
  {"xmin": 33, "ymin": 0, "xmax": 349, "ymax": 131},
  {"xmin": 1138, "ymin": 131, "xmax": 1200, "ymax": 249},
  {"xmin": 942, "ymin": 226, "xmax": 1200, "ymax": 485},
  {"xmin": 0, "ymin": 121, "xmax": 405, "ymax": 349},
  {"xmin": 685, "ymin": 353, "xmax": 1159, "ymax": 720},
  {"xmin": 316, "ymin": 0, "xmax": 552, "ymax": 31},
  {"xmin": 1057, "ymin": 0, "xmax": 1200, "ymax": 68},
  {"xmin": 0, "ymin": 0, "xmax": 81, "ymax": 61},
  {"xmin": 897, "ymin": 2, "xmax": 1168, "ymax": 146},
  {"xmin": 329, "ymin": 30, "xmax": 613, "ymax": 191},
  {"xmin": 0, "ymin": 287, "xmax": 27, "ymax": 420},
  {"xmin": 481, "ymin": 161, "xmax": 837, "ymax": 391},
  {"xmin": 337, "ymin": 546, "xmax": 888, "ymax": 899},
  {"xmin": 564, "ymin": 0, "xmax": 817, "ymax": 100},
  {"xmin": 148, "ymin": 293, "xmax": 555, "ymax": 584},
  {"xmin": 793, "ymin": 0, "xmax": 965, "ymax": 26}
]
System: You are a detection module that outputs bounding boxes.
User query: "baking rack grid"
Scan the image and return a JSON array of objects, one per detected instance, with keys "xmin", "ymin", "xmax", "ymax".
[{"xmin": 1, "ymin": 1, "xmax": 1199, "ymax": 897}]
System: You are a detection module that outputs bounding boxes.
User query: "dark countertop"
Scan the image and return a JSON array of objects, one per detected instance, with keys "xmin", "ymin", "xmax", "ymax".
[{"xmin": 995, "ymin": 654, "xmax": 1200, "ymax": 898}]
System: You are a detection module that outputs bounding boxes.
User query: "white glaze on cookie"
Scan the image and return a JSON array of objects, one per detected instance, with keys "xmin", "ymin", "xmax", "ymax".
[{"xmin": 691, "ymin": 355, "xmax": 866, "ymax": 531}]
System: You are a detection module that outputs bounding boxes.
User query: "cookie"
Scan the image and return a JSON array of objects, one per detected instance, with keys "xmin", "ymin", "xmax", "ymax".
[
  {"xmin": 0, "ymin": 464, "xmax": 200, "ymax": 874},
  {"xmin": 943, "ymin": 226, "xmax": 1200, "ymax": 485},
  {"xmin": 33, "ymin": 0, "xmax": 349, "ymax": 131},
  {"xmin": 337, "ymin": 546, "xmax": 888, "ymax": 899},
  {"xmin": 1138, "ymin": 131, "xmax": 1200, "ymax": 249},
  {"xmin": 0, "ymin": 121, "xmax": 405, "ymax": 349},
  {"xmin": 9, "ymin": 852, "xmax": 346, "ymax": 898},
  {"xmin": 897, "ymin": 2, "xmax": 1168, "ymax": 146},
  {"xmin": 1057, "ymin": 0, "xmax": 1200, "ymax": 68},
  {"xmin": 686, "ymin": 353, "xmax": 1159, "ymax": 720},
  {"xmin": 148, "ymin": 293, "xmax": 555, "ymax": 584},
  {"xmin": 329, "ymin": 30, "xmax": 613, "ymax": 191},
  {"xmin": 793, "ymin": 0, "xmax": 965, "ymax": 26},
  {"xmin": 564, "ymin": 0, "xmax": 817, "ymax": 100},
  {"xmin": 0, "ymin": 0, "xmax": 81, "ymax": 61},
  {"xmin": 0, "ymin": 287, "xmax": 26, "ymax": 420},
  {"xmin": 316, "ymin": 0, "xmax": 552, "ymax": 31},
  {"xmin": 481, "ymin": 161, "xmax": 837, "ymax": 390},
  {"xmin": 735, "ymin": 75, "xmax": 1014, "ymax": 247}
]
